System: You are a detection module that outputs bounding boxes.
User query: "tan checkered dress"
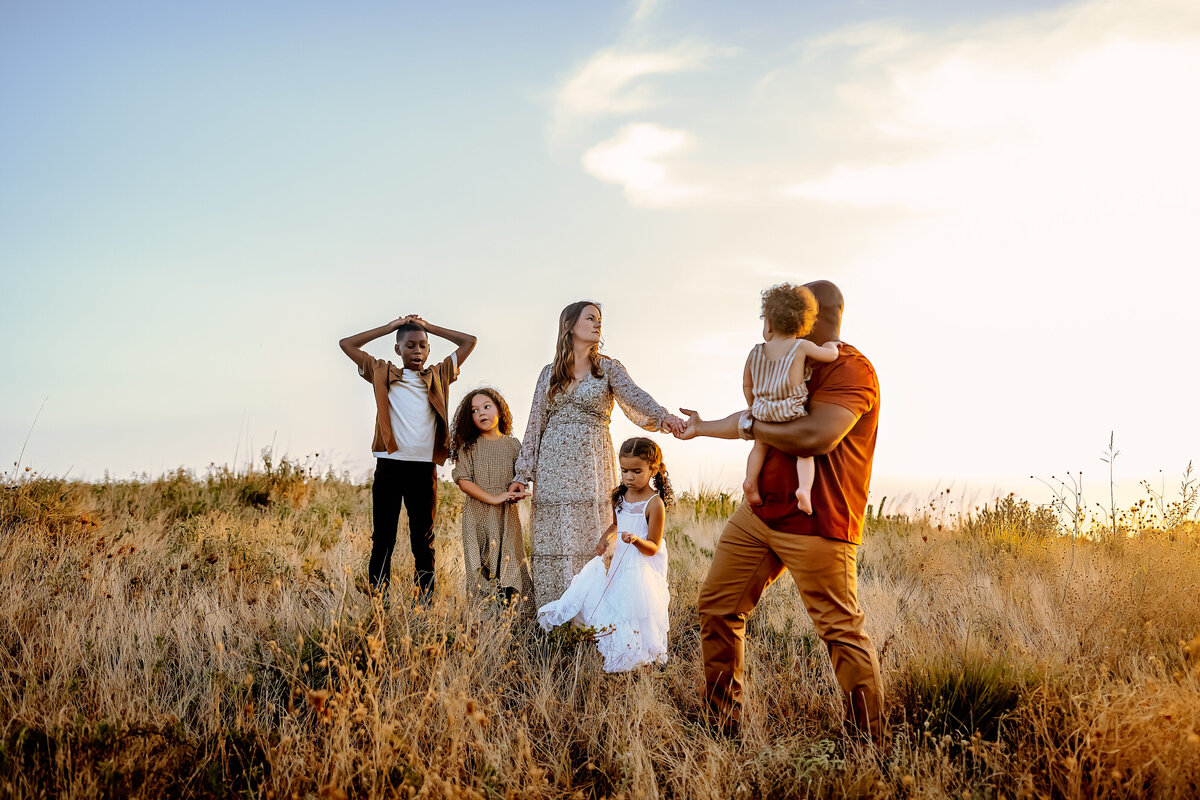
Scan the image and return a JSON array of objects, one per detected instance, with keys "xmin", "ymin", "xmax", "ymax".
[{"xmin": 452, "ymin": 435, "xmax": 533, "ymax": 600}]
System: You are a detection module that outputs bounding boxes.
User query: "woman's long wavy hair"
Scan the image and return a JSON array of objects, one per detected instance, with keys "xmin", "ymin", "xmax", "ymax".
[
  {"xmin": 548, "ymin": 300, "xmax": 604, "ymax": 401},
  {"xmin": 611, "ymin": 437, "xmax": 674, "ymax": 510},
  {"xmin": 449, "ymin": 387, "xmax": 513, "ymax": 460}
]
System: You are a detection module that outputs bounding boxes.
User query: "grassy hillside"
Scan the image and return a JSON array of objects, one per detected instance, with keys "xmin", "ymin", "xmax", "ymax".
[{"xmin": 1, "ymin": 460, "xmax": 1198, "ymax": 799}]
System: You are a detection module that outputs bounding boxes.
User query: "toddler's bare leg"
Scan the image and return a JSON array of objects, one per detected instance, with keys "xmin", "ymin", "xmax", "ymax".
[
  {"xmin": 795, "ymin": 456, "xmax": 815, "ymax": 514},
  {"xmin": 744, "ymin": 441, "xmax": 767, "ymax": 506}
]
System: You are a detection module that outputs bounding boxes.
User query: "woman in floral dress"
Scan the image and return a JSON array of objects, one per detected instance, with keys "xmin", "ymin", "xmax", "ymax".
[{"xmin": 510, "ymin": 301, "xmax": 684, "ymax": 605}]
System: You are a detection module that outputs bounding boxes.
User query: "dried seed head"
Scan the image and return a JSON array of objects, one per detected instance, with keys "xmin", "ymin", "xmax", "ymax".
[
  {"xmin": 465, "ymin": 699, "xmax": 486, "ymax": 725},
  {"xmin": 307, "ymin": 689, "xmax": 332, "ymax": 712}
]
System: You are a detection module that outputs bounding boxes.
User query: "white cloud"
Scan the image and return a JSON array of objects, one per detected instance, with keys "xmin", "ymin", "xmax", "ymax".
[
  {"xmin": 632, "ymin": 0, "xmax": 662, "ymax": 24},
  {"xmin": 581, "ymin": 123, "xmax": 706, "ymax": 207},
  {"xmin": 783, "ymin": 2, "xmax": 1200, "ymax": 213},
  {"xmin": 799, "ymin": 21, "xmax": 918, "ymax": 67},
  {"xmin": 554, "ymin": 42, "xmax": 715, "ymax": 133}
]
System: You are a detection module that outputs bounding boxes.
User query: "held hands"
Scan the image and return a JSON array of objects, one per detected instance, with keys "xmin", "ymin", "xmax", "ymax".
[
  {"xmin": 661, "ymin": 414, "xmax": 687, "ymax": 436},
  {"xmin": 507, "ymin": 481, "xmax": 526, "ymax": 495},
  {"xmin": 672, "ymin": 408, "xmax": 702, "ymax": 440},
  {"xmin": 493, "ymin": 489, "xmax": 528, "ymax": 505}
]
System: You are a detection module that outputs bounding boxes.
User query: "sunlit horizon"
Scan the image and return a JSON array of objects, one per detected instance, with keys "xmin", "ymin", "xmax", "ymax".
[{"xmin": 3, "ymin": 0, "xmax": 1198, "ymax": 517}]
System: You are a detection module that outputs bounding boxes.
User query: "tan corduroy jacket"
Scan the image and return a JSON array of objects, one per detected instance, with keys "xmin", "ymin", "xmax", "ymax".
[{"xmin": 356, "ymin": 352, "xmax": 458, "ymax": 466}]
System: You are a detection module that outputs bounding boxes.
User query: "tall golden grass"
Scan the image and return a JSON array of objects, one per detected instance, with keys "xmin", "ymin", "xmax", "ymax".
[{"xmin": 1, "ymin": 461, "xmax": 1198, "ymax": 799}]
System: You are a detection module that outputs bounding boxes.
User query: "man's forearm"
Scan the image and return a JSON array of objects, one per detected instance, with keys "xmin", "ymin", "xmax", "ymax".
[
  {"xmin": 753, "ymin": 418, "xmax": 823, "ymax": 457},
  {"xmin": 753, "ymin": 402, "xmax": 859, "ymax": 457},
  {"xmin": 696, "ymin": 410, "xmax": 744, "ymax": 440}
]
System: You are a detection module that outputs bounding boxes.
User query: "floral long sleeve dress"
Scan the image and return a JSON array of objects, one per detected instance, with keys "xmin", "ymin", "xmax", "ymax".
[{"xmin": 514, "ymin": 356, "xmax": 669, "ymax": 605}]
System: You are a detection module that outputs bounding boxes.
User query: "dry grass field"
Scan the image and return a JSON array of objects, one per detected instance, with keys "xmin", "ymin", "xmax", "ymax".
[{"xmin": 2, "ymin": 458, "xmax": 1198, "ymax": 799}]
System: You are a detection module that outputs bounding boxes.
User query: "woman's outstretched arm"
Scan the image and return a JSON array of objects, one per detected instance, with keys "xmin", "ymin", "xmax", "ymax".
[{"xmin": 607, "ymin": 358, "xmax": 684, "ymax": 434}]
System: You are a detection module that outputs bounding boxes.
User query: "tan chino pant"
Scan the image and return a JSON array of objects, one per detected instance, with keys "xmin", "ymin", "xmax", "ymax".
[{"xmin": 698, "ymin": 502, "xmax": 885, "ymax": 738}]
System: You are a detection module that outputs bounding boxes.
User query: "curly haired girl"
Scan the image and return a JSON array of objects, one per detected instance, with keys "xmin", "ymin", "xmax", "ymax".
[
  {"xmin": 743, "ymin": 283, "xmax": 841, "ymax": 511},
  {"xmin": 450, "ymin": 388, "xmax": 532, "ymax": 605}
]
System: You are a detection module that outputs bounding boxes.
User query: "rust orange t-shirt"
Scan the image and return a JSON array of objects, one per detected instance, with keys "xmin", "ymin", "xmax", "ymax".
[{"xmin": 751, "ymin": 342, "xmax": 879, "ymax": 544}]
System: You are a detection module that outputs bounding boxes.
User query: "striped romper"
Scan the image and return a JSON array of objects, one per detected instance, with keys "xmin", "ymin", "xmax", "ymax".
[{"xmin": 748, "ymin": 339, "xmax": 812, "ymax": 423}]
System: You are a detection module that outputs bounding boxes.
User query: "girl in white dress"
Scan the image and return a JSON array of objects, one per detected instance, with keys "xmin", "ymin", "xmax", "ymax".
[
  {"xmin": 743, "ymin": 283, "xmax": 841, "ymax": 512},
  {"xmin": 537, "ymin": 437, "xmax": 672, "ymax": 673}
]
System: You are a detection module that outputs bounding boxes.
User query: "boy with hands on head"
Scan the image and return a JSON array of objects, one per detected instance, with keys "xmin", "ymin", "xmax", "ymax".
[{"xmin": 339, "ymin": 313, "xmax": 477, "ymax": 600}]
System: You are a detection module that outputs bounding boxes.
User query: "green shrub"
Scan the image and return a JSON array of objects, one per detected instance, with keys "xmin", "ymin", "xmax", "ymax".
[
  {"xmin": 963, "ymin": 493, "xmax": 1059, "ymax": 543},
  {"xmin": 893, "ymin": 649, "xmax": 1040, "ymax": 741}
]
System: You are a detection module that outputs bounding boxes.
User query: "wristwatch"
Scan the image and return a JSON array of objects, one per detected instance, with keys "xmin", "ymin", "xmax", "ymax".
[{"xmin": 738, "ymin": 410, "xmax": 756, "ymax": 440}]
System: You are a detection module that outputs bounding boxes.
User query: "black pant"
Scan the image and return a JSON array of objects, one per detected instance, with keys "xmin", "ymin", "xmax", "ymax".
[{"xmin": 370, "ymin": 458, "xmax": 437, "ymax": 595}]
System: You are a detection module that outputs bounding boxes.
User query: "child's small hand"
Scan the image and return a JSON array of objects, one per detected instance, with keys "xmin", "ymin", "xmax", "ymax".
[
  {"xmin": 620, "ymin": 532, "xmax": 637, "ymax": 544},
  {"xmin": 662, "ymin": 415, "xmax": 686, "ymax": 435},
  {"xmin": 497, "ymin": 490, "xmax": 527, "ymax": 504},
  {"xmin": 595, "ymin": 536, "xmax": 610, "ymax": 557}
]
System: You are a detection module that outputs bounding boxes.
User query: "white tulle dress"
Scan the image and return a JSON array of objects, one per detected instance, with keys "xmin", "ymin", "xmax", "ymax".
[{"xmin": 536, "ymin": 496, "xmax": 670, "ymax": 672}]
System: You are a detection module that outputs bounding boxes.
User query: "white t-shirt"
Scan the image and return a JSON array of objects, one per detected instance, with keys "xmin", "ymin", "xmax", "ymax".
[
  {"xmin": 371, "ymin": 353, "xmax": 457, "ymax": 462},
  {"xmin": 364, "ymin": 352, "xmax": 457, "ymax": 462}
]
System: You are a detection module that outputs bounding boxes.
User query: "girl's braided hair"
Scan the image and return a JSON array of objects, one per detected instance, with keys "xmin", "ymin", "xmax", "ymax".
[
  {"xmin": 611, "ymin": 437, "xmax": 674, "ymax": 510},
  {"xmin": 449, "ymin": 387, "xmax": 513, "ymax": 460}
]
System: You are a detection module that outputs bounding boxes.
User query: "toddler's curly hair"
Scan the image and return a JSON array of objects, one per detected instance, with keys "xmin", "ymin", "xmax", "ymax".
[{"xmin": 761, "ymin": 283, "xmax": 819, "ymax": 337}]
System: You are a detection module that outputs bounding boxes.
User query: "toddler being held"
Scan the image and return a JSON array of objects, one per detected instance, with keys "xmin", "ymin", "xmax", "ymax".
[{"xmin": 743, "ymin": 284, "xmax": 841, "ymax": 512}]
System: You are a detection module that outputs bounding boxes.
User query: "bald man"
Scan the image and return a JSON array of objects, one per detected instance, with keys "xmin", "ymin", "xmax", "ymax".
[{"xmin": 677, "ymin": 280, "xmax": 884, "ymax": 741}]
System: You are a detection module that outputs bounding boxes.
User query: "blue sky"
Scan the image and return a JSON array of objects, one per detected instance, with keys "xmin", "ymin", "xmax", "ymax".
[{"xmin": 3, "ymin": 0, "xmax": 1198, "ymax": 511}]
